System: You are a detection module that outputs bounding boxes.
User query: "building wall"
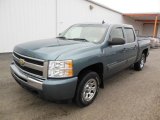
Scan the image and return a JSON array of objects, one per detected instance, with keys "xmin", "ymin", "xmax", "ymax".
[
  {"xmin": 143, "ymin": 24, "xmax": 154, "ymax": 37},
  {"xmin": 157, "ymin": 24, "xmax": 160, "ymax": 38},
  {"xmin": 0, "ymin": 0, "xmax": 57, "ymax": 53},
  {"xmin": 143, "ymin": 24, "xmax": 160, "ymax": 37},
  {"xmin": 57, "ymin": 0, "xmax": 143, "ymax": 35},
  {"xmin": 0, "ymin": 0, "xmax": 143, "ymax": 53}
]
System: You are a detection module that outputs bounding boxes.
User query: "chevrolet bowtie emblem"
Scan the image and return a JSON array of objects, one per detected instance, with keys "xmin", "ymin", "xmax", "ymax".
[{"xmin": 19, "ymin": 59, "xmax": 25, "ymax": 66}]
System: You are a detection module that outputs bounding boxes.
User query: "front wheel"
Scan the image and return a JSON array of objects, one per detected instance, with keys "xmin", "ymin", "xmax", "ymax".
[
  {"xmin": 134, "ymin": 53, "xmax": 146, "ymax": 71},
  {"xmin": 75, "ymin": 71, "xmax": 100, "ymax": 107}
]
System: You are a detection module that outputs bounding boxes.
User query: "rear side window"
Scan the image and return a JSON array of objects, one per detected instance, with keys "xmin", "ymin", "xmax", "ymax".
[
  {"xmin": 124, "ymin": 28, "xmax": 135, "ymax": 43},
  {"xmin": 111, "ymin": 28, "xmax": 124, "ymax": 39}
]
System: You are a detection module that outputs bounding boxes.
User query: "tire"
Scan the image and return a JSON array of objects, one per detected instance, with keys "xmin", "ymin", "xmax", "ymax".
[
  {"xmin": 75, "ymin": 71, "xmax": 100, "ymax": 107},
  {"xmin": 134, "ymin": 53, "xmax": 146, "ymax": 71}
]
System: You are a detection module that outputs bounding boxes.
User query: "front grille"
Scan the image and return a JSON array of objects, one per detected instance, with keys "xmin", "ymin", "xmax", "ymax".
[
  {"xmin": 14, "ymin": 61, "xmax": 43, "ymax": 76},
  {"xmin": 13, "ymin": 52, "xmax": 46, "ymax": 79},
  {"xmin": 14, "ymin": 52, "xmax": 44, "ymax": 66}
]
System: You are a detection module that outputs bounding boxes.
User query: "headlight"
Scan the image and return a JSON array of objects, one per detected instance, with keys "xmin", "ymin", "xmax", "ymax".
[{"xmin": 48, "ymin": 60, "xmax": 73, "ymax": 78}]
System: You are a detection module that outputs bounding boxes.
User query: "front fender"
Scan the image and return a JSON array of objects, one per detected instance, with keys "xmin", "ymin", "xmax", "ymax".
[{"xmin": 73, "ymin": 51, "xmax": 104, "ymax": 76}]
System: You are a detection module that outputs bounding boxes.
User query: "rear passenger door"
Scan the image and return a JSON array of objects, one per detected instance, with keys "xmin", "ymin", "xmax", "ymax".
[{"xmin": 123, "ymin": 27, "xmax": 138, "ymax": 65}]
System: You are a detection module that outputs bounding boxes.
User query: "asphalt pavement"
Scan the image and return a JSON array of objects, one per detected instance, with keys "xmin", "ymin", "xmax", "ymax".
[{"xmin": 0, "ymin": 49, "xmax": 160, "ymax": 120}]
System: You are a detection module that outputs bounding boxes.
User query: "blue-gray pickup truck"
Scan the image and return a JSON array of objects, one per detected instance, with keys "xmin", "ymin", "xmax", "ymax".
[{"xmin": 10, "ymin": 24, "xmax": 150, "ymax": 107}]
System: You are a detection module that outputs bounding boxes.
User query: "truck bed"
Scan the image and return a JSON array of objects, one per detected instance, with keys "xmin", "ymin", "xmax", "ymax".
[{"xmin": 136, "ymin": 37, "xmax": 150, "ymax": 62}]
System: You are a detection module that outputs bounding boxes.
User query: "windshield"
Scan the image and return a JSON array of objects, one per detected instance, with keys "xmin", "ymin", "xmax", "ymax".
[{"xmin": 60, "ymin": 25, "xmax": 107, "ymax": 43}]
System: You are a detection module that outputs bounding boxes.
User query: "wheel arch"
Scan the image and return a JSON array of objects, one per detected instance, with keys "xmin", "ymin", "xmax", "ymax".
[
  {"xmin": 142, "ymin": 48, "xmax": 149, "ymax": 62},
  {"xmin": 77, "ymin": 63, "xmax": 104, "ymax": 88}
]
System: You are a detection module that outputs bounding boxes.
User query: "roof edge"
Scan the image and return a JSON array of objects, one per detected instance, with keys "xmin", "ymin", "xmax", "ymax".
[
  {"xmin": 123, "ymin": 13, "xmax": 160, "ymax": 16},
  {"xmin": 86, "ymin": 0, "xmax": 122, "ymax": 15}
]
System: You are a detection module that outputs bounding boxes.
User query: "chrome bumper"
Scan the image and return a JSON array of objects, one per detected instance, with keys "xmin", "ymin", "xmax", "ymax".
[
  {"xmin": 11, "ymin": 63, "xmax": 78, "ymax": 100},
  {"xmin": 10, "ymin": 64, "xmax": 43, "ymax": 90}
]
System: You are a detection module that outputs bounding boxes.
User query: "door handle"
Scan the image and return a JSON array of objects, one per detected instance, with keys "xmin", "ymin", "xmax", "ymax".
[
  {"xmin": 122, "ymin": 48, "xmax": 127, "ymax": 52},
  {"xmin": 133, "ymin": 45, "xmax": 137, "ymax": 49}
]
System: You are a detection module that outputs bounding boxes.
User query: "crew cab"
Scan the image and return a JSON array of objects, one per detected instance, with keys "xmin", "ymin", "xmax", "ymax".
[{"xmin": 10, "ymin": 24, "xmax": 150, "ymax": 107}]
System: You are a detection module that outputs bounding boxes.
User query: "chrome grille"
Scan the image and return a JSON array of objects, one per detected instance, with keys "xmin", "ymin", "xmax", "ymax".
[{"xmin": 13, "ymin": 52, "xmax": 47, "ymax": 79}]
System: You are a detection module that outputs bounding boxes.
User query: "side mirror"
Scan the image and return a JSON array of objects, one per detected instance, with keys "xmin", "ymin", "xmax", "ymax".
[{"xmin": 108, "ymin": 38, "xmax": 125, "ymax": 45}]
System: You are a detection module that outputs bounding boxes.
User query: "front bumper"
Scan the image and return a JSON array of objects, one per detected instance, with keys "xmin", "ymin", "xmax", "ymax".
[{"xmin": 10, "ymin": 63, "xmax": 78, "ymax": 100}]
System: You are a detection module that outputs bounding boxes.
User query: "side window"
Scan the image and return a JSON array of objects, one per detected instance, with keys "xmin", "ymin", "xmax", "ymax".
[
  {"xmin": 124, "ymin": 28, "xmax": 135, "ymax": 43},
  {"xmin": 111, "ymin": 27, "xmax": 124, "ymax": 39}
]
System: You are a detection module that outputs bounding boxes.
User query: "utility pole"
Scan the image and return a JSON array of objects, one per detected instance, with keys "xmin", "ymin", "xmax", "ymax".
[{"xmin": 153, "ymin": 15, "xmax": 158, "ymax": 38}]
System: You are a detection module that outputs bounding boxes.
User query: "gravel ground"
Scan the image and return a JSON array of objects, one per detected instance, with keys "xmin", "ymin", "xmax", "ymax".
[{"xmin": 0, "ymin": 49, "xmax": 160, "ymax": 120}]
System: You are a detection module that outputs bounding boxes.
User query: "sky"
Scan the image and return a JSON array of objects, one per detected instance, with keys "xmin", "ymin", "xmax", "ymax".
[{"xmin": 91, "ymin": 0, "xmax": 160, "ymax": 13}]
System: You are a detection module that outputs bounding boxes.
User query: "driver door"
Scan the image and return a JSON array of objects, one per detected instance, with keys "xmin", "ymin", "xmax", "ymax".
[{"xmin": 104, "ymin": 26, "xmax": 127, "ymax": 77}]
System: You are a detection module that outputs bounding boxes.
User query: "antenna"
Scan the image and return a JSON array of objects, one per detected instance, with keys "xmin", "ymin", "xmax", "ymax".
[{"xmin": 102, "ymin": 20, "xmax": 105, "ymax": 24}]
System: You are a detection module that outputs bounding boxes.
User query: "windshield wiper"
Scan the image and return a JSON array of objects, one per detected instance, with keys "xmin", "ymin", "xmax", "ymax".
[
  {"xmin": 68, "ymin": 38, "xmax": 88, "ymax": 42},
  {"xmin": 56, "ymin": 36, "xmax": 66, "ymax": 39},
  {"xmin": 57, "ymin": 37, "xmax": 88, "ymax": 42}
]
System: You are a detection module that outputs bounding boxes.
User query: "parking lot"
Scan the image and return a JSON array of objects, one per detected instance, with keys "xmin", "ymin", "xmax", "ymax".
[{"xmin": 0, "ymin": 49, "xmax": 160, "ymax": 120}]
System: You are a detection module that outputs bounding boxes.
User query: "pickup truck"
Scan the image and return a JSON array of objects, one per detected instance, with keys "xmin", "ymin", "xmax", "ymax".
[{"xmin": 10, "ymin": 24, "xmax": 150, "ymax": 107}]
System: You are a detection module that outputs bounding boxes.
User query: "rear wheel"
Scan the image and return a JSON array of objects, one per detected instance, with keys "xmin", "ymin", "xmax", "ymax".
[
  {"xmin": 75, "ymin": 71, "xmax": 100, "ymax": 107},
  {"xmin": 134, "ymin": 53, "xmax": 146, "ymax": 71}
]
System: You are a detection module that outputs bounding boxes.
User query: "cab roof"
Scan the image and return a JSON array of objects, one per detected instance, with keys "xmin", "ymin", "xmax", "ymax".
[{"xmin": 73, "ymin": 23, "xmax": 133, "ymax": 28}]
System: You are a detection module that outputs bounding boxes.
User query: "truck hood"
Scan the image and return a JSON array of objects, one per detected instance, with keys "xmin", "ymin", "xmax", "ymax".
[{"xmin": 14, "ymin": 38, "xmax": 96, "ymax": 60}]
